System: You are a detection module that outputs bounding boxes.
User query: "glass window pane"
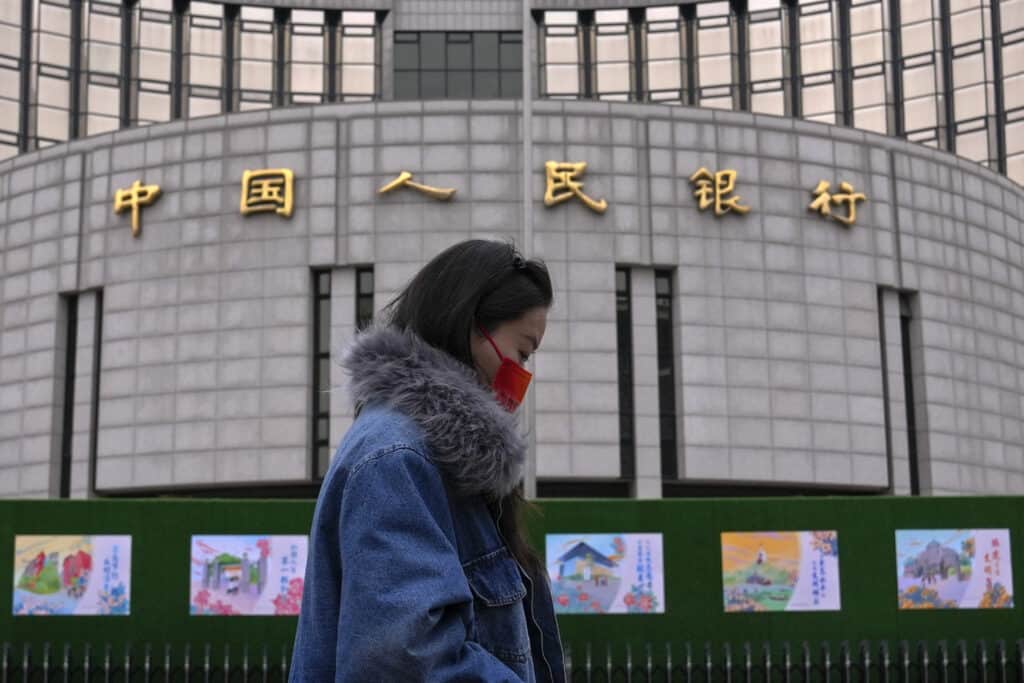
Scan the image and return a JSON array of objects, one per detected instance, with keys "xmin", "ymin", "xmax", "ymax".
[
  {"xmin": 447, "ymin": 34, "xmax": 472, "ymax": 68},
  {"xmin": 83, "ymin": 0, "xmax": 123, "ymax": 135},
  {"xmin": 31, "ymin": 0, "xmax": 73, "ymax": 147},
  {"xmin": 393, "ymin": 70, "xmax": 418, "ymax": 99},
  {"xmin": 500, "ymin": 70, "xmax": 522, "ymax": 97},
  {"xmin": 473, "ymin": 70, "xmax": 500, "ymax": 98},
  {"xmin": 449, "ymin": 69, "xmax": 472, "ymax": 97},
  {"xmin": 132, "ymin": 0, "xmax": 173, "ymax": 126},
  {"xmin": 474, "ymin": 32, "xmax": 499, "ymax": 69},
  {"xmin": 500, "ymin": 37, "xmax": 521, "ymax": 70},
  {"xmin": 289, "ymin": 10, "xmax": 325, "ymax": 104},
  {"xmin": 394, "ymin": 34, "xmax": 418, "ymax": 69},
  {"xmin": 186, "ymin": 1, "xmax": 223, "ymax": 116},
  {"xmin": 420, "ymin": 33, "xmax": 445, "ymax": 69},
  {"xmin": 420, "ymin": 70, "xmax": 445, "ymax": 98}
]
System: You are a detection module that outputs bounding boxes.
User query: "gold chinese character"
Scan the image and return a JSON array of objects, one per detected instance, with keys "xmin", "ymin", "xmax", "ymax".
[
  {"xmin": 378, "ymin": 171, "xmax": 456, "ymax": 201},
  {"xmin": 689, "ymin": 168, "xmax": 750, "ymax": 216},
  {"xmin": 544, "ymin": 161, "xmax": 608, "ymax": 214},
  {"xmin": 113, "ymin": 180, "xmax": 162, "ymax": 237},
  {"xmin": 809, "ymin": 180, "xmax": 867, "ymax": 226},
  {"xmin": 240, "ymin": 169, "xmax": 294, "ymax": 217}
]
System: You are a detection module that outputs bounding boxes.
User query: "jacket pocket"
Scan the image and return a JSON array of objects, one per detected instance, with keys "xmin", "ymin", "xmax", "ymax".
[{"xmin": 463, "ymin": 547, "xmax": 532, "ymax": 669}]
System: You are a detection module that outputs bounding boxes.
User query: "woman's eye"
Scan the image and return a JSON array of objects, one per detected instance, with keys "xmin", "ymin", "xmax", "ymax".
[{"xmin": 519, "ymin": 353, "xmax": 531, "ymax": 364}]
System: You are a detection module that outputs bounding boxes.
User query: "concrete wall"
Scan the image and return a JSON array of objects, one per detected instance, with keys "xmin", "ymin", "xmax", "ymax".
[{"xmin": 0, "ymin": 101, "xmax": 1022, "ymax": 498}]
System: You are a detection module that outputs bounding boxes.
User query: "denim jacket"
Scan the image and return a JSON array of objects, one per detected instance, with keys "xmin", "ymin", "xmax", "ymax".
[{"xmin": 290, "ymin": 326, "xmax": 565, "ymax": 682}]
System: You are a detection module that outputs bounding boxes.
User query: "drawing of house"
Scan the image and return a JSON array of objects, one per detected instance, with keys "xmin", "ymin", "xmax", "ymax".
[{"xmin": 556, "ymin": 542, "xmax": 618, "ymax": 584}]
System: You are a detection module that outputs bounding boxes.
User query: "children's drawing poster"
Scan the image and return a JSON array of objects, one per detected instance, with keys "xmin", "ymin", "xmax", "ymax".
[
  {"xmin": 721, "ymin": 531, "xmax": 840, "ymax": 612},
  {"xmin": 190, "ymin": 535, "xmax": 308, "ymax": 616},
  {"xmin": 12, "ymin": 535, "xmax": 131, "ymax": 616},
  {"xmin": 896, "ymin": 529, "xmax": 1013, "ymax": 609},
  {"xmin": 545, "ymin": 533, "xmax": 664, "ymax": 614}
]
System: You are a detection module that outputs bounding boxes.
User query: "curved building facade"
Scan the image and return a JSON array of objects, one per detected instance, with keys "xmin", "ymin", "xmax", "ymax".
[{"xmin": 0, "ymin": 0, "xmax": 1022, "ymax": 500}]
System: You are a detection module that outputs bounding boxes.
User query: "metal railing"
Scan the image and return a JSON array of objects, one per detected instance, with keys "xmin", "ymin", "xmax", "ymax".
[{"xmin": 2, "ymin": 638, "xmax": 1022, "ymax": 682}]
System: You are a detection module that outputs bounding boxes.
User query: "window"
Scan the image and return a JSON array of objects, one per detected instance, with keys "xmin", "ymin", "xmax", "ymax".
[
  {"xmin": 949, "ymin": 0, "xmax": 996, "ymax": 167},
  {"xmin": 0, "ymin": 1, "xmax": 22, "ymax": 158},
  {"xmin": 356, "ymin": 267, "xmax": 374, "ymax": 330},
  {"xmin": 183, "ymin": 1, "xmax": 224, "ymax": 117},
  {"xmin": 394, "ymin": 31, "xmax": 521, "ymax": 100},
  {"xmin": 616, "ymin": 267, "xmax": 635, "ymax": 481},
  {"xmin": 236, "ymin": 6, "xmax": 275, "ymax": 111},
  {"xmin": 798, "ymin": 0, "xmax": 840, "ymax": 124},
  {"xmin": 338, "ymin": 11, "xmax": 378, "ymax": 101},
  {"xmin": 1004, "ymin": 0, "xmax": 1024, "ymax": 184},
  {"xmin": 899, "ymin": 292, "xmax": 921, "ymax": 495},
  {"xmin": 593, "ymin": 9, "xmax": 632, "ymax": 101},
  {"xmin": 655, "ymin": 271, "xmax": 678, "ymax": 481},
  {"xmin": 30, "ymin": 0, "xmax": 74, "ymax": 148},
  {"xmin": 849, "ymin": 0, "xmax": 890, "ymax": 134},
  {"xmin": 695, "ymin": 1, "xmax": 737, "ymax": 109},
  {"xmin": 312, "ymin": 270, "xmax": 331, "ymax": 478},
  {"xmin": 644, "ymin": 5, "xmax": 687, "ymax": 103},
  {"xmin": 288, "ymin": 10, "xmax": 325, "ymax": 104},
  {"xmin": 82, "ymin": 0, "xmax": 123, "ymax": 135},
  {"xmin": 59, "ymin": 294, "xmax": 79, "ymax": 499},
  {"xmin": 541, "ymin": 11, "xmax": 582, "ymax": 98},
  {"xmin": 131, "ymin": 0, "xmax": 173, "ymax": 126},
  {"xmin": 747, "ymin": 0, "xmax": 789, "ymax": 116},
  {"xmin": 900, "ymin": 0, "xmax": 944, "ymax": 147}
]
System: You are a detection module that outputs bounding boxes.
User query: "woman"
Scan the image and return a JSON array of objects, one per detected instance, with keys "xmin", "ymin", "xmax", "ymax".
[{"xmin": 290, "ymin": 240, "xmax": 565, "ymax": 682}]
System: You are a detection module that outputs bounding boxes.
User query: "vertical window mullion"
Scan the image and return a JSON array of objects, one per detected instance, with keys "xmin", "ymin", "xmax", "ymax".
[
  {"xmin": 70, "ymin": 0, "xmax": 81, "ymax": 140},
  {"xmin": 274, "ymin": 8, "xmax": 288, "ymax": 107},
  {"xmin": 836, "ymin": 0, "xmax": 853, "ymax": 126},
  {"xmin": 990, "ymin": 0, "xmax": 1006, "ymax": 175},
  {"xmin": 356, "ymin": 267, "xmax": 374, "ymax": 330},
  {"xmin": 326, "ymin": 10, "xmax": 339, "ymax": 101},
  {"xmin": 616, "ymin": 267, "xmax": 635, "ymax": 482},
  {"xmin": 785, "ymin": 0, "xmax": 801, "ymax": 117},
  {"xmin": 312, "ymin": 270, "xmax": 332, "ymax": 480},
  {"xmin": 938, "ymin": 0, "xmax": 957, "ymax": 151},
  {"xmin": 119, "ymin": 0, "xmax": 131, "ymax": 128},
  {"xmin": 629, "ymin": 7, "xmax": 644, "ymax": 100},
  {"xmin": 731, "ymin": 0, "xmax": 749, "ymax": 111},
  {"xmin": 17, "ymin": 0, "xmax": 31, "ymax": 152},
  {"xmin": 683, "ymin": 3, "xmax": 698, "ymax": 105},
  {"xmin": 580, "ymin": 10, "xmax": 594, "ymax": 98},
  {"xmin": 655, "ymin": 271, "xmax": 678, "ymax": 482},
  {"xmin": 887, "ymin": 0, "xmax": 904, "ymax": 136},
  {"xmin": 222, "ymin": 4, "xmax": 236, "ymax": 111},
  {"xmin": 59, "ymin": 294, "xmax": 79, "ymax": 499},
  {"xmin": 171, "ymin": 0, "xmax": 184, "ymax": 119},
  {"xmin": 87, "ymin": 289, "xmax": 104, "ymax": 497}
]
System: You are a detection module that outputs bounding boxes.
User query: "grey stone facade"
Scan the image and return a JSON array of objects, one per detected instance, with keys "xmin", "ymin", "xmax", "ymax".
[{"xmin": 1, "ymin": 100, "xmax": 1022, "ymax": 498}]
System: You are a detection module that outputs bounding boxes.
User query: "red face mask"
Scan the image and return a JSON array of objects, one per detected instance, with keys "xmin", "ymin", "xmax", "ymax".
[{"xmin": 478, "ymin": 326, "xmax": 533, "ymax": 411}]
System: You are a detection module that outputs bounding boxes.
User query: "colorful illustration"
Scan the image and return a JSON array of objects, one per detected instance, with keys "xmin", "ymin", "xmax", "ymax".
[
  {"xmin": 190, "ymin": 535, "xmax": 308, "ymax": 616},
  {"xmin": 896, "ymin": 529, "xmax": 1013, "ymax": 609},
  {"xmin": 721, "ymin": 531, "xmax": 840, "ymax": 612},
  {"xmin": 12, "ymin": 535, "xmax": 131, "ymax": 616},
  {"xmin": 545, "ymin": 534, "xmax": 664, "ymax": 614}
]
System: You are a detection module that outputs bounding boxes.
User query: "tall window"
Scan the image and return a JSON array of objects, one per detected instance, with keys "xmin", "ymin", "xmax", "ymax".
[
  {"xmin": 655, "ymin": 271, "xmax": 678, "ymax": 481},
  {"xmin": 394, "ymin": 31, "xmax": 521, "ymax": 99},
  {"xmin": 82, "ymin": 0, "xmax": 123, "ymax": 135},
  {"xmin": 644, "ymin": 5, "xmax": 686, "ymax": 103},
  {"xmin": 849, "ymin": 0, "xmax": 890, "ymax": 134},
  {"xmin": 1004, "ymin": 0, "xmax": 1024, "ymax": 185},
  {"xmin": 899, "ymin": 292, "xmax": 921, "ymax": 495},
  {"xmin": 0, "ymin": 1, "xmax": 22, "ymax": 157},
  {"xmin": 338, "ymin": 11, "xmax": 378, "ymax": 101},
  {"xmin": 541, "ymin": 11, "xmax": 582, "ymax": 98},
  {"xmin": 236, "ymin": 6, "xmax": 275, "ymax": 111},
  {"xmin": 312, "ymin": 270, "xmax": 331, "ymax": 479},
  {"xmin": 59, "ymin": 293, "xmax": 79, "ymax": 499},
  {"xmin": 747, "ymin": 0, "xmax": 789, "ymax": 116},
  {"xmin": 30, "ymin": 0, "xmax": 73, "ymax": 148},
  {"xmin": 900, "ymin": 0, "xmax": 944, "ymax": 147},
  {"xmin": 131, "ymin": 0, "xmax": 173, "ymax": 126},
  {"xmin": 356, "ymin": 267, "xmax": 374, "ymax": 330},
  {"xmin": 949, "ymin": 0, "xmax": 997, "ymax": 167},
  {"xmin": 695, "ymin": 1, "xmax": 737, "ymax": 109},
  {"xmin": 616, "ymin": 268, "xmax": 635, "ymax": 481},
  {"xmin": 184, "ymin": 1, "xmax": 224, "ymax": 118},
  {"xmin": 594, "ymin": 9, "xmax": 632, "ymax": 100},
  {"xmin": 288, "ymin": 10, "xmax": 325, "ymax": 104},
  {"xmin": 798, "ymin": 0, "xmax": 841, "ymax": 124}
]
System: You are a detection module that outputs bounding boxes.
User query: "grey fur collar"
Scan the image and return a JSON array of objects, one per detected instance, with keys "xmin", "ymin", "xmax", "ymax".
[{"xmin": 341, "ymin": 325, "xmax": 525, "ymax": 499}]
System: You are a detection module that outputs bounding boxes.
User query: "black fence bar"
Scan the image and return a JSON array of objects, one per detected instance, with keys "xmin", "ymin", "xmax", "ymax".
[{"xmin": 2, "ymin": 640, "xmax": 1023, "ymax": 682}]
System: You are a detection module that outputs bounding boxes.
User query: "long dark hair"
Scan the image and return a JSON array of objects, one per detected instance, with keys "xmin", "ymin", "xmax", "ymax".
[{"xmin": 384, "ymin": 239, "xmax": 552, "ymax": 576}]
